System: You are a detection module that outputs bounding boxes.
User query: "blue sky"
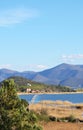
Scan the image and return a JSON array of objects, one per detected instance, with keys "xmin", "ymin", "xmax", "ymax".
[{"xmin": 0, "ymin": 0, "xmax": 83, "ymax": 71}]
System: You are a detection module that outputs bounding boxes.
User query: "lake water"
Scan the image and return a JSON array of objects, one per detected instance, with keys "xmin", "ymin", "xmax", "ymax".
[{"xmin": 19, "ymin": 93, "xmax": 83, "ymax": 104}]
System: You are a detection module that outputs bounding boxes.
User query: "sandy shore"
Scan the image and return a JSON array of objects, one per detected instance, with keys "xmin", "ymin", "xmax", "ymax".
[{"xmin": 29, "ymin": 100, "xmax": 83, "ymax": 120}]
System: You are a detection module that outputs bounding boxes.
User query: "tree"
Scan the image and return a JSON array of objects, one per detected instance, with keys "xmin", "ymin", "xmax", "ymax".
[{"xmin": 0, "ymin": 79, "xmax": 42, "ymax": 130}]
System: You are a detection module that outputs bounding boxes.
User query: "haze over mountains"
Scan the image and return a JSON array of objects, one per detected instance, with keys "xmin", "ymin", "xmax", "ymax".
[{"xmin": 0, "ymin": 63, "xmax": 83, "ymax": 88}]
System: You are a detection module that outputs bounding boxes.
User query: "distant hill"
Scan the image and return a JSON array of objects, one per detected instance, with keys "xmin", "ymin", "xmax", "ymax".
[
  {"xmin": 0, "ymin": 76, "xmax": 74, "ymax": 93},
  {"xmin": 7, "ymin": 76, "xmax": 34, "ymax": 86},
  {"xmin": 0, "ymin": 76, "xmax": 50, "ymax": 92},
  {"xmin": 0, "ymin": 63, "xmax": 83, "ymax": 88}
]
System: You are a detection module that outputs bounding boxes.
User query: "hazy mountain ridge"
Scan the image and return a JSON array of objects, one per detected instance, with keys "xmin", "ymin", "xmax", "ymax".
[{"xmin": 0, "ymin": 63, "xmax": 83, "ymax": 88}]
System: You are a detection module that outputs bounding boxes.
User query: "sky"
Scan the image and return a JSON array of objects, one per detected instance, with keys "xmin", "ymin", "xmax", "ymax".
[{"xmin": 0, "ymin": 0, "xmax": 83, "ymax": 71}]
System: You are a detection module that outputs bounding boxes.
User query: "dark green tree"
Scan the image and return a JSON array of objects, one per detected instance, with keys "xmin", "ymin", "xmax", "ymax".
[{"xmin": 0, "ymin": 79, "xmax": 42, "ymax": 130}]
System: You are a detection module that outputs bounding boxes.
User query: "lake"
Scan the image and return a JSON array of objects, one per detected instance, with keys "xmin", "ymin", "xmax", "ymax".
[{"xmin": 19, "ymin": 93, "xmax": 83, "ymax": 104}]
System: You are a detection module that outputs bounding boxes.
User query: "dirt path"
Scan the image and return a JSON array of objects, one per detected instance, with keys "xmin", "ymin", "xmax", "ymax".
[{"xmin": 42, "ymin": 122, "xmax": 83, "ymax": 130}]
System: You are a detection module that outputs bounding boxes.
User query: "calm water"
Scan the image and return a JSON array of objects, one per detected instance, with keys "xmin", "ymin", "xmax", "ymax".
[{"xmin": 19, "ymin": 93, "xmax": 83, "ymax": 104}]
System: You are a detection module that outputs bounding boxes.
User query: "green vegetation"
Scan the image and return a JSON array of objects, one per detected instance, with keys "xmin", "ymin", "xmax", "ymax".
[{"xmin": 0, "ymin": 79, "xmax": 42, "ymax": 130}]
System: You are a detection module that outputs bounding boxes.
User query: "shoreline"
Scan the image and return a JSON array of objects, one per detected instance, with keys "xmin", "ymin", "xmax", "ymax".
[{"xmin": 17, "ymin": 91, "xmax": 83, "ymax": 95}]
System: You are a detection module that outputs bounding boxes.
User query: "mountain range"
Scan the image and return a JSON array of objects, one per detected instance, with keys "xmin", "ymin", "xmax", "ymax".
[{"xmin": 0, "ymin": 63, "xmax": 83, "ymax": 88}]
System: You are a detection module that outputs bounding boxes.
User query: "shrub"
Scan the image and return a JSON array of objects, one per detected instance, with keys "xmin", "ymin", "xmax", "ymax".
[
  {"xmin": 66, "ymin": 115, "xmax": 76, "ymax": 122},
  {"xmin": 40, "ymin": 108, "xmax": 48, "ymax": 115},
  {"xmin": 49, "ymin": 116, "xmax": 57, "ymax": 121},
  {"xmin": 33, "ymin": 125, "xmax": 43, "ymax": 130}
]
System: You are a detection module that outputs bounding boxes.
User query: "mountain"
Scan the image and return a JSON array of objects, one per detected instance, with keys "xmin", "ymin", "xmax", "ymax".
[
  {"xmin": 38, "ymin": 63, "xmax": 83, "ymax": 88},
  {"xmin": 0, "ymin": 68, "xmax": 18, "ymax": 81},
  {"xmin": 0, "ymin": 69, "xmax": 37, "ymax": 82},
  {"xmin": 0, "ymin": 63, "xmax": 83, "ymax": 88}
]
